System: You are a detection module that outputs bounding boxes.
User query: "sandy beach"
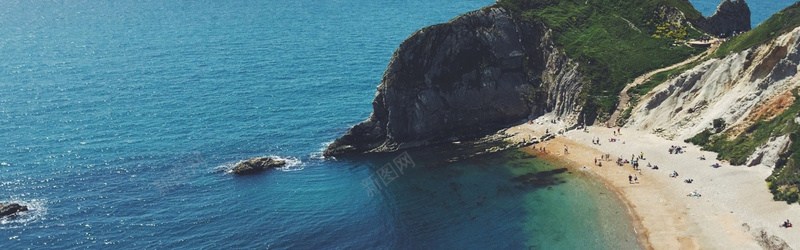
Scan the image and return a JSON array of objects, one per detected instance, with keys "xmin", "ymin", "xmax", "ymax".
[{"xmin": 506, "ymin": 121, "xmax": 800, "ymax": 249}]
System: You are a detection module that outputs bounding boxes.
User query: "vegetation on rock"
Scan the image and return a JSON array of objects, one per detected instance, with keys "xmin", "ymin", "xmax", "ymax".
[
  {"xmin": 680, "ymin": 3, "xmax": 800, "ymax": 204},
  {"xmin": 686, "ymin": 89, "xmax": 800, "ymax": 203},
  {"xmin": 498, "ymin": 0, "xmax": 702, "ymax": 120}
]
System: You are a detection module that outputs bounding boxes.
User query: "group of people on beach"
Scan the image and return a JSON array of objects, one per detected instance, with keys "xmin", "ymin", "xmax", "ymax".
[
  {"xmin": 628, "ymin": 174, "xmax": 638, "ymax": 184},
  {"xmin": 669, "ymin": 145, "xmax": 684, "ymax": 154}
]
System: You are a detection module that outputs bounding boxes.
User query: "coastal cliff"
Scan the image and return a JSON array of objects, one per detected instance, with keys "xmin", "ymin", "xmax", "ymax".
[
  {"xmin": 324, "ymin": 0, "xmax": 752, "ymax": 156},
  {"xmin": 625, "ymin": 26, "xmax": 800, "ymax": 141},
  {"xmin": 324, "ymin": 6, "xmax": 584, "ymax": 156},
  {"xmin": 694, "ymin": 0, "xmax": 751, "ymax": 37},
  {"xmin": 626, "ymin": 2, "xmax": 800, "ymax": 203}
]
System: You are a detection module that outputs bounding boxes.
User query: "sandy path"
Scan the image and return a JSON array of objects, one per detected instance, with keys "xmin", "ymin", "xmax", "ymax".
[
  {"xmin": 505, "ymin": 123, "xmax": 799, "ymax": 249},
  {"xmin": 607, "ymin": 42, "xmax": 718, "ymax": 127}
]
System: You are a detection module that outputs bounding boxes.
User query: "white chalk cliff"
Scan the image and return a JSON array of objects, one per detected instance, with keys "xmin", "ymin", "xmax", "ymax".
[{"xmin": 626, "ymin": 26, "xmax": 800, "ymax": 143}]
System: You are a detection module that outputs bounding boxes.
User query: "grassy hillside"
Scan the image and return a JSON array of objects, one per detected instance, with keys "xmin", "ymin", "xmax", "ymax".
[
  {"xmin": 713, "ymin": 2, "xmax": 800, "ymax": 57},
  {"xmin": 498, "ymin": 0, "xmax": 703, "ymax": 121}
]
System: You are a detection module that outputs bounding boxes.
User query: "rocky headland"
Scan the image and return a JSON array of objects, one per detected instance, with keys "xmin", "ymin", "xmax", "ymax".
[
  {"xmin": 694, "ymin": 0, "xmax": 751, "ymax": 37},
  {"xmin": 324, "ymin": 6, "xmax": 586, "ymax": 156},
  {"xmin": 324, "ymin": 0, "xmax": 753, "ymax": 157}
]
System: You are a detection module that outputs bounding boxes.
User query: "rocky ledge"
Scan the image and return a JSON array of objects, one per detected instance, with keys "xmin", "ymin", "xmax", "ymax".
[
  {"xmin": 0, "ymin": 203, "xmax": 28, "ymax": 218},
  {"xmin": 231, "ymin": 157, "xmax": 286, "ymax": 175}
]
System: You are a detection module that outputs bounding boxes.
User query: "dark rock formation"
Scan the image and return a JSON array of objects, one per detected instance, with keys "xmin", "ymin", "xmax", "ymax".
[
  {"xmin": 231, "ymin": 157, "xmax": 286, "ymax": 175},
  {"xmin": 0, "ymin": 203, "xmax": 28, "ymax": 218},
  {"xmin": 324, "ymin": 6, "xmax": 585, "ymax": 156},
  {"xmin": 695, "ymin": 0, "xmax": 751, "ymax": 37}
]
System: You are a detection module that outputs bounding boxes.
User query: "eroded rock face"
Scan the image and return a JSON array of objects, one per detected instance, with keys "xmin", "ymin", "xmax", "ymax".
[
  {"xmin": 324, "ymin": 6, "xmax": 585, "ymax": 156},
  {"xmin": 231, "ymin": 157, "xmax": 286, "ymax": 175},
  {"xmin": 695, "ymin": 0, "xmax": 751, "ymax": 37},
  {"xmin": 0, "ymin": 203, "xmax": 28, "ymax": 218},
  {"xmin": 626, "ymin": 26, "xmax": 800, "ymax": 140},
  {"xmin": 746, "ymin": 135, "xmax": 791, "ymax": 167}
]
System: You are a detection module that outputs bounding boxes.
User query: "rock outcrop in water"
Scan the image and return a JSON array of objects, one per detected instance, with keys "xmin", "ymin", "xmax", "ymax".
[
  {"xmin": 324, "ymin": 6, "xmax": 585, "ymax": 156},
  {"xmin": 0, "ymin": 203, "xmax": 28, "ymax": 218},
  {"xmin": 231, "ymin": 157, "xmax": 286, "ymax": 175},
  {"xmin": 694, "ymin": 0, "xmax": 751, "ymax": 37}
]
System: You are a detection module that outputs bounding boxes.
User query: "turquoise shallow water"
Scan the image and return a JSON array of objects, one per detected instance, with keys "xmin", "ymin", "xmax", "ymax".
[{"xmin": 0, "ymin": 0, "xmax": 789, "ymax": 249}]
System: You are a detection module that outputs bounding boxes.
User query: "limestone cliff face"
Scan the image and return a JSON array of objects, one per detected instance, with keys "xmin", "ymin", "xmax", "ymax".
[
  {"xmin": 324, "ymin": 6, "xmax": 585, "ymax": 156},
  {"xmin": 695, "ymin": 0, "xmax": 751, "ymax": 37},
  {"xmin": 626, "ymin": 26, "xmax": 800, "ymax": 141}
]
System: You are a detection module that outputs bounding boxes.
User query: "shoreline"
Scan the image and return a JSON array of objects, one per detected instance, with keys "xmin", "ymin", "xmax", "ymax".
[
  {"xmin": 528, "ymin": 148, "xmax": 653, "ymax": 249},
  {"xmin": 506, "ymin": 123, "xmax": 800, "ymax": 249}
]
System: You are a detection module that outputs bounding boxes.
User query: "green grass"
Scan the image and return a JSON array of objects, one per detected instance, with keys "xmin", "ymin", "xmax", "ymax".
[
  {"xmin": 685, "ymin": 89, "xmax": 800, "ymax": 164},
  {"xmin": 662, "ymin": 0, "xmax": 703, "ymax": 21},
  {"xmin": 499, "ymin": 0, "xmax": 701, "ymax": 120},
  {"xmin": 713, "ymin": 2, "xmax": 800, "ymax": 57},
  {"xmin": 701, "ymin": 97, "xmax": 799, "ymax": 165},
  {"xmin": 628, "ymin": 60, "xmax": 702, "ymax": 96},
  {"xmin": 768, "ymin": 131, "xmax": 800, "ymax": 204},
  {"xmin": 685, "ymin": 129, "xmax": 714, "ymax": 146}
]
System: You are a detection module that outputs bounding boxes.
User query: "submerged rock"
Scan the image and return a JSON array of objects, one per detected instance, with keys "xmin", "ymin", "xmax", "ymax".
[
  {"xmin": 231, "ymin": 157, "xmax": 286, "ymax": 175},
  {"xmin": 0, "ymin": 203, "xmax": 28, "ymax": 218}
]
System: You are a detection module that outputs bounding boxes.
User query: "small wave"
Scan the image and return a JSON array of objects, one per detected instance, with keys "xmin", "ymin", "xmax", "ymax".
[
  {"xmin": 271, "ymin": 156, "xmax": 304, "ymax": 172},
  {"xmin": 0, "ymin": 162, "xmax": 9, "ymax": 166},
  {"xmin": 213, "ymin": 162, "xmax": 236, "ymax": 174},
  {"xmin": 0, "ymin": 199, "xmax": 47, "ymax": 229},
  {"xmin": 309, "ymin": 141, "xmax": 333, "ymax": 160}
]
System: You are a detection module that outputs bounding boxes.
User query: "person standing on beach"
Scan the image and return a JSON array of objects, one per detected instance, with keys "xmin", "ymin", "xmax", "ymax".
[
  {"xmin": 634, "ymin": 174, "xmax": 638, "ymax": 183},
  {"xmin": 564, "ymin": 145, "xmax": 568, "ymax": 154},
  {"xmin": 628, "ymin": 175, "xmax": 632, "ymax": 184}
]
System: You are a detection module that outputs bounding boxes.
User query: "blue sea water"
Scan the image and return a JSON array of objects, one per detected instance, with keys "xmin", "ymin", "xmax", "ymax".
[
  {"xmin": 690, "ymin": 0, "xmax": 797, "ymax": 27},
  {"xmin": 0, "ymin": 0, "xmax": 787, "ymax": 249}
]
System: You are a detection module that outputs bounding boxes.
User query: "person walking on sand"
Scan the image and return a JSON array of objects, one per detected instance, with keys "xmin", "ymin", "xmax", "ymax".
[
  {"xmin": 564, "ymin": 145, "xmax": 568, "ymax": 154},
  {"xmin": 628, "ymin": 175, "xmax": 632, "ymax": 184},
  {"xmin": 634, "ymin": 174, "xmax": 638, "ymax": 183}
]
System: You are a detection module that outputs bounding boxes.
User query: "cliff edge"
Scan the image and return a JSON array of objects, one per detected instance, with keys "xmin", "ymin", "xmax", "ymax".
[
  {"xmin": 324, "ymin": 6, "xmax": 584, "ymax": 156},
  {"xmin": 323, "ymin": 0, "xmax": 752, "ymax": 157}
]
